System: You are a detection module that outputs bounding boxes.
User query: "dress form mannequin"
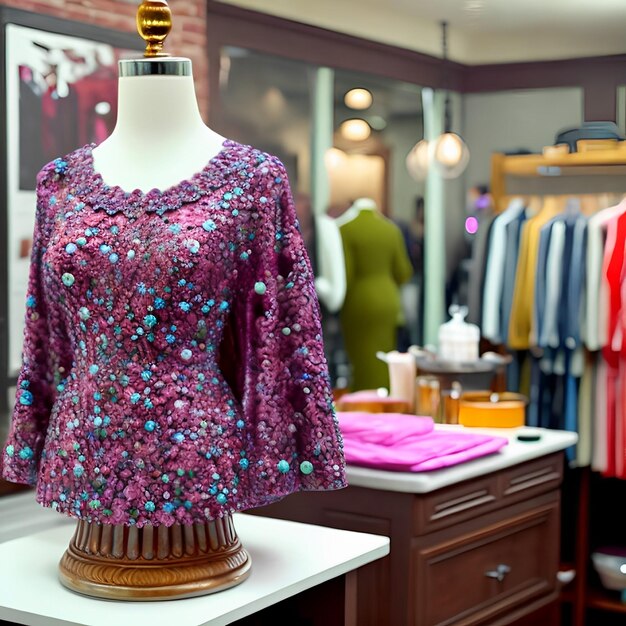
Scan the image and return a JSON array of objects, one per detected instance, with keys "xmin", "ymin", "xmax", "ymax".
[
  {"xmin": 92, "ymin": 62, "xmax": 226, "ymax": 193},
  {"xmin": 335, "ymin": 196, "xmax": 378, "ymax": 227},
  {"xmin": 57, "ymin": 1, "xmax": 250, "ymax": 600},
  {"xmin": 338, "ymin": 196, "xmax": 413, "ymax": 390}
]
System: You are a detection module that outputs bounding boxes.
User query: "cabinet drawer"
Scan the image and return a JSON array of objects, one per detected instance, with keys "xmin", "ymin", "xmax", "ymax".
[
  {"xmin": 498, "ymin": 453, "xmax": 563, "ymax": 506},
  {"xmin": 413, "ymin": 500, "xmax": 559, "ymax": 626},
  {"xmin": 413, "ymin": 454, "xmax": 563, "ymax": 536}
]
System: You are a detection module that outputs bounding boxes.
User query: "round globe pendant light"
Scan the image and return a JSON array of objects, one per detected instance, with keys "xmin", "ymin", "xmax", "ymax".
[{"xmin": 406, "ymin": 21, "xmax": 469, "ymax": 180}]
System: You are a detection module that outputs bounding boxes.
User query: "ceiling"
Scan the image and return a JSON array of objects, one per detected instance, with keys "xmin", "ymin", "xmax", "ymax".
[{"xmin": 216, "ymin": 0, "xmax": 626, "ymax": 64}]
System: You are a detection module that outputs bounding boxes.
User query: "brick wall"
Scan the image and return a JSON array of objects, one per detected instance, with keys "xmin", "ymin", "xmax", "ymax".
[{"xmin": 0, "ymin": 0, "xmax": 210, "ymax": 118}]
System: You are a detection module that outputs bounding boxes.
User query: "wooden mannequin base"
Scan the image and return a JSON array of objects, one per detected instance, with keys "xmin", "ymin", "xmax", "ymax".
[{"xmin": 58, "ymin": 513, "xmax": 251, "ymax": 600}]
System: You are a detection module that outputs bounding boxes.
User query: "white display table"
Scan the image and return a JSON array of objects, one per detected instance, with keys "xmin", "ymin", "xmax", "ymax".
[
  {"xmin": 0, "ymin": 500, "xmax": 389, "ymax": 626},
  {"xmin": 346, "ymin": 425, "xmax": 578, "ymax": 492}
]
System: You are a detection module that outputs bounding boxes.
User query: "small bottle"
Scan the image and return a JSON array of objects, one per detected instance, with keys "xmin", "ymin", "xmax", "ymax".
[
  {"xmin": 440, "ymin": 381, "xmax": 462, "ymax": 424},
  {"xmin": 438, "ymin": 305, "xmax": 480, "ymax": 362}
]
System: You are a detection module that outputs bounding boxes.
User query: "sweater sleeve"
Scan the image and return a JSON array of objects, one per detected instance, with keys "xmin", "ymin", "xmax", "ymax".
[
  {"xmin": 232, "ymin": 157, "xmax": 346, "ymax": 502},
  {"xmin": 2, "ymin": 162, "xmax": 72, "ymax": 485}
]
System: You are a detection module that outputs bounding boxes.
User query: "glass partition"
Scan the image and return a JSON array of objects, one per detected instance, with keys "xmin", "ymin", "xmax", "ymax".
[{"xmin": 216, "ymin": 48, "xmax": 426, "ymax": 389}]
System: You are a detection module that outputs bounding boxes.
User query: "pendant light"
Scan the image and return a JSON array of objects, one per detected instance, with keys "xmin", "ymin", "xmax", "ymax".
[{"xmin": 406, "ymin": 21, "xmax": 469, "ymax": 181}]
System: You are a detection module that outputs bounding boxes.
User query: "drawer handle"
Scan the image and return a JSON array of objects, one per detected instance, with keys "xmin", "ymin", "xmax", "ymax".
[{"xmin": 485, "ymin": 564, "xmax": 511, "ymax": 582}]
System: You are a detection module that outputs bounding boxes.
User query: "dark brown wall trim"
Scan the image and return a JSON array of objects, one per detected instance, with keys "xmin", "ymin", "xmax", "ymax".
[
  {"xmin": 207, "ymin": 1, "xmax": 626, "ymax": 122},
  {"xmin": 465, "ymin": 54, "xmax": 626, "ymax": 121},
  {"xmin": 206, "ymin": 1, "xmax": 464, "ymax": 90}
]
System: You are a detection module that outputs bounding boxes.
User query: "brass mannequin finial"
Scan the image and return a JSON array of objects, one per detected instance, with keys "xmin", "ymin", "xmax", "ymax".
[{"xmin": 136, "ymin": 0, "xmax": 172, "ymax": 58}]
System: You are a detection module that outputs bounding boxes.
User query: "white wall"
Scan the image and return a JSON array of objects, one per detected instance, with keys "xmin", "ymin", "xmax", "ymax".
[{"xmin": 462, "ymin": 87, "xmax": 584, "ymax": 189}]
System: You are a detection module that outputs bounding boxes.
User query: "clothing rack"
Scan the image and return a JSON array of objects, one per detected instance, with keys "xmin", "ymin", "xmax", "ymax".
[{"xmin": 489, "ymin": 148, "xmax": 626, "ymax": 626}]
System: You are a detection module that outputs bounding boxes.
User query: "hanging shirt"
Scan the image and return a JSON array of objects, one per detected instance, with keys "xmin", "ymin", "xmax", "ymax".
[
  {"xmin": 508, "ymin": 198, "xmax": 563, "ymax": 350},
  {"xmin": 501, "ymin": 209, "xmax": 528, "ymax": 348},
  {"xmin": 585, "ymin": 199, "xmax": 626, "ymax": 351},
  {"xmin": 482, "ymin": 198, "xmax": 525, "ymax": 343},
  {"xmin": 600, "ymin": 210, "xmax": 626, "ymax": 477}
]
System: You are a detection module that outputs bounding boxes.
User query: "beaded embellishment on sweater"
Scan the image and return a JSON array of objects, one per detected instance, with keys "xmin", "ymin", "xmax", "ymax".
[{"xmin": 1, "ymin": 140, "xmax": 346, "ymax": 527}]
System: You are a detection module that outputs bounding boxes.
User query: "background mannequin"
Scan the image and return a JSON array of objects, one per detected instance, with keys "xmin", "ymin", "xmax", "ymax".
[
  {"xmin": 338, "ymin": 197, "xmax": 413, "ymax": 390},
  {"xmin": 314, "ymin": 213, "xmax": 346, "ymax": 313}
]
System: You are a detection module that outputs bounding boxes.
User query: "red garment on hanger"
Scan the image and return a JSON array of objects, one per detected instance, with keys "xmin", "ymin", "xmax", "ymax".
[{"xmin": 602, "ymin": 211, "xmax": 626, "ymax": 478}]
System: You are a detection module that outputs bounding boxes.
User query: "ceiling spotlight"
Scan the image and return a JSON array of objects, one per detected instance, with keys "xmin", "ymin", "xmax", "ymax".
[
  {"xmin": 340, "ymin": 119, "xmax": 371, "ymax": 141},
  {"xmin": 344, "ymin": 88, "xmax": 373, "ymax": 110}
]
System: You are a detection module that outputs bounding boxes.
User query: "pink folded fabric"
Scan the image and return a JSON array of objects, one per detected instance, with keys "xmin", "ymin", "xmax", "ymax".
[
  {"xmin": 339, "ymin": 390, "xmax": 407, "ymax": 404},
  {"xmin": 338, "ymin": 411, "xmax": 434, "ymax": 444},
  {"xmin": 337, "ymin": 411, "xmax": 508, "ymax": 472}
]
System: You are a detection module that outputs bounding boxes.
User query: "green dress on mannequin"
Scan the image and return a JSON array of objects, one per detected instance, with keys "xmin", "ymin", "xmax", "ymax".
[{"xmin": 339, "ymin": 199, "xmax": 413, "ymax": 391}]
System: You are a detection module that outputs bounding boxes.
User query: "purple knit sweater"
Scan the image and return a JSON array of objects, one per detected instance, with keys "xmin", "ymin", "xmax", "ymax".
[{"xmin": 1, "ymin": 140, "xmax": 346, "ymax": 527}]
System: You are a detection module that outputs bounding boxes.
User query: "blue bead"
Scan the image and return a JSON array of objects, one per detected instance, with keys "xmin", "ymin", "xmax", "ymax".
[
  {"xmin": 254, "ymin": 281, "xmax": 266, "ymax": 295},
  {"xmin": 62, "ymin": 273, "xmax": 75, "ymax": 286},
  {"xmin": 216, "ymin": 493, "xmax": 227, "ymax": 505},
  {"xmin": 19, "ymin": 390, "xmax": 33, "ymax": 406},
  {"xmin": 239, "ymin": 458, "xmax": 249, "ymax": 469},
  {"xmin": 144, "ymin": 420, "xmax": 156, "ymax": 432},
  {"xmin": 300, "ymin": 461, "xmax": 314, "ymax": 475},
  {"xmin": 277, "ymin": 460, "xmax": 290, "ymax": 474},
  {"xmin": 144, "ymin": 501, "xmax": 156, "ymax": 512},
  {"xmin": 18, "ymin": 446, "xmax": 33, "ymax": 460}
]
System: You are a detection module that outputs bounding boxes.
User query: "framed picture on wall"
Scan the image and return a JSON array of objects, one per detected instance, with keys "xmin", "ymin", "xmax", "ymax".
[{"xmin": 0, "ymin": 8, "xmax": 142, "ymax": 414}]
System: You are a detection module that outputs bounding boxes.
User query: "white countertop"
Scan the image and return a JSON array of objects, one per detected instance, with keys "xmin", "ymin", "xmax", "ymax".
[
  {"xmin": 0, "ymin": 505, "xmax": 389, "ymax": 626},
  {"xmin": 345, "ymin": 425, "xmax": 578, "ymax": 493}
]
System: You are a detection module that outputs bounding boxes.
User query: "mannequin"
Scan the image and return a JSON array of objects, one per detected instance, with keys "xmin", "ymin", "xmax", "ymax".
[
  {"xmin": 335, "ymin": 196, "xmax": 378, "ymax": 227},
  {"xmin": 338, "ymin": 197, "xmax": 413, "ymax": 390},
  {"xmin": 62, "ymin": 6, "xmax": 251, "ymax": 601},
  {"xmin": 314, "ymin": 213, "xmax": 346, "ymax": 313},
  {"xmin": 92, "ymin": 59, "xmax": 226, "ymax": 192},
  {"xmin": 1, "ymin": 0, "xmax": 346, "ymax": 602}
]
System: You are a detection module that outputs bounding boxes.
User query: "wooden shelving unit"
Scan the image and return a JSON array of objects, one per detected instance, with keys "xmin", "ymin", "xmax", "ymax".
[{"xmin": 490, "ymin": 148, "xmax": 626, "ymax": 213}]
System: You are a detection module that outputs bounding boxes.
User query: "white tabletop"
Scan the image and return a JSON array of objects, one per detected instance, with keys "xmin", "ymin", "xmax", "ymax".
[
  {"xmin": 0, "ymin": 509, "xmax": 389, "ymax": 626},
  {"xmin": 345, "ymin": 425, "xmax": 578, "ymax": 493}
]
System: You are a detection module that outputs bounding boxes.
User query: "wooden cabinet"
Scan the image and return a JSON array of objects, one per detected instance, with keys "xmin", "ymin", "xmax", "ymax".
[{"xmin": 249, "ymin": 452, "xmax": 565, "ymax": 626}]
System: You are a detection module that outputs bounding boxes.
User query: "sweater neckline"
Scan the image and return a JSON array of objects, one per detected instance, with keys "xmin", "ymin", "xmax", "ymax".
[{"xmin": 65, "ymin": 139, "xmax": 242, "ymax": 217}]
